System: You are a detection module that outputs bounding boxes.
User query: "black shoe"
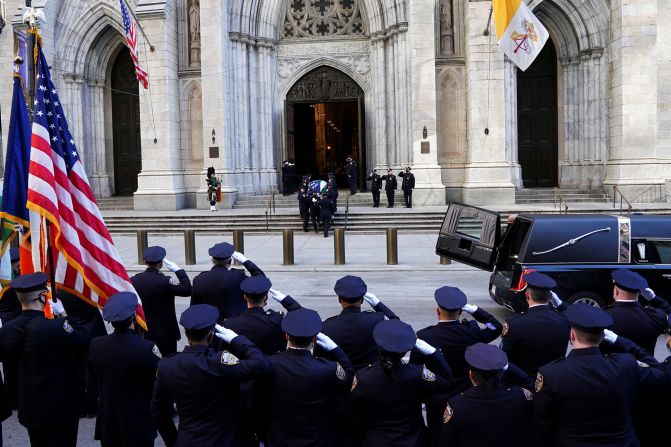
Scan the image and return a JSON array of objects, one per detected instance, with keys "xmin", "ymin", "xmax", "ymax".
[
  {"xmin": 303, "ymin": 228, "xmax": 309, "ymax": 232},
  {"xmin": 324, "ymin": 235, "xmax": 328, "ymax": 238}
]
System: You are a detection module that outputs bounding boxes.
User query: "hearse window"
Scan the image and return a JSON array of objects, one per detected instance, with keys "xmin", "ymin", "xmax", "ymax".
[
  {"xmin": 497, "ymin": 219, "xmax": 531, "ymax": 269},
  {"xmin": 456, "ymin": 214, "xmax": 483, "ymax": 241},
  {"xmin": 650, "ymin": 240, "xmax": 671, "ymax": 264}
]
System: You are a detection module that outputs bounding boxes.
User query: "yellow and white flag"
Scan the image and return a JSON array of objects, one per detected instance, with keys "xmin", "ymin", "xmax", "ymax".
[{"xmin": 493, "ymin": 0, "xmax": 549, "ymax": 71}]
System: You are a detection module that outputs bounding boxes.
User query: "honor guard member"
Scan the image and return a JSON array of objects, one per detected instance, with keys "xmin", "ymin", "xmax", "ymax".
[
  {"xmin": 0, "ymin": 273, "xmax": 89, "ymax": 446},
  {"xmin": 440, "ymin": 343, "xmax": 534, "ymax": 447},
  {"xmin": 89, "ymin": 292, "xmax": 162, "ymax": 447},
  {"xmin": 366, "ymin": 169, "xmax": 383, "ymax": 208},
  {"xmin": 254, "ymin": 308, "xmax": 354, "ymax": 447},
  {"xmin": 603, "ymin": 269, "xmax": 670, "ymax": 355},
  {"xmin": 319, "ymin": 192, "xmax": 336, "ymax": 238},
  {"xmin": 398, "ymin": 167, "xmax": 416, "ymax": 208},
  {"xmin": 534, "ymin": 303, "xmax": 666, "ymax": 447},
  {"xmin": 383, "ymin": 169, "xmax": 397, "ymax": 208},
  {"xmin": 206, "ymin": 167, "xmax": 221, "ymax": 211},
  {"xmin": 298, "ymin": 187, "xmax": 309, "ymax": 228},
  {"xmin": 131, "ymin": 246, "xmax": 192, "ymax": 357},
  {"xmin": 152, "ymin": 304, "xmax": 271, "ymax": 447},
  {"xmin": 345, "ymin": 155, "xmax": 358, "ymax": 195},
  {"xmin": 281, "ymin": 160, "xmax": 295, "ymax": 196},
  {"xmin": 351, "ymin": 320, "xmax": 453, "ymax": 447},
  {"xmin": 299, "ymin": 173, "xmax": 312, "ymax": 191},
  {"xmin": 501, "ymin": 272, "xmax": 570, "ymax": 376},
  {"xmin": 191, "ymin": 242, "xmax": 266, "ymax": 321},
  {"xmin": 320, "ymin": 276, "xmax": 398, "ymax": 371},
  {"xmin": 410, "ymin": 286, "xmax": 502, "ymax": 446},
  {"xmin": 222, "ymin": 279, "xmax": 302, "ymax": 355}
]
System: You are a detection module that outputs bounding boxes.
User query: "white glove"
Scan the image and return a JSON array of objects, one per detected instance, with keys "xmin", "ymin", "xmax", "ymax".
[
  {"xmin": 269, "ymin": 288, "xmax": 286, "ymax": 303},
  {"xmin": 316, "ymin": 333, "xmax": 338, "ymax": 351},
  {"xmin": 50, "ymin": 299, "xmax": 66, "ymax": 316},
  {"xmin": 549, "ymin": 291, "xmax": 563, "ymax": 308},
  {"xmin": 214, "ymin": 324, "xmax": 238, "ymax": 344},
  {"xmin": 462, "ymin": 304, "xmax": 478, "ymax": 314},
  {"xmin": 363, "ymin": 292, "xmax": 380, "ymax": 307},
  {"xmin": 414, "ymin": 339, "xmax": 436, "ymax": 355},
  {"xmin": 162, "ymin": 258, "xmax": 180, "ymax": 272},
  {"xmin": 641, "ymin": 288, "xmax": 656, "ymax": 301},
  {"xmin": 603, "ymin": 329, "xmax": 618, "ymax": 344},
  {"xmin": 232, "ymin": 251, "xmax": 248, "ymax": 264}
]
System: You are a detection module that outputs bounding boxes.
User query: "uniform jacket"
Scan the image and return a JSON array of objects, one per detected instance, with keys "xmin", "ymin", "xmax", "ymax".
[
  {"xmin": 367, "ymin": 173, "xmax": 382, "ymax": 191},
  {"xmin": 255, "ymin": 346, "xmax": 354, "ymax": 447},
  {"xmin": 399, "ymin": 172, "xmax": 415, "ymax": 191},
  {"xmin": 0, "ymin": 288, "xmax": 21, "ymax": 319},
  {"xmin": 297, "ymin": 190, "xmax": 309, "ymax": 215},
  {"xmin": 281, "ymin": 164, "xmax": 294, "ymax": 181},
  {"xmin": 319, "ymin": 197, "xmax": 336, "ymax": 218},
  {"xmin": 410, "ymin": 308, "xmax": 503, "ymax": 390},
  {"xmin": 501, "ymin": 304, "xmax": 570, "ymax": 376},
  {"xmin": 603, "ymin": 300, "xmax": 668, "ymax": 354},
  {"xmin": 191, "ymin": 261, "xmax": 265, "ymax": 321},
  {"xmin": 440, "ymin": 386, "xmax": 534, "ymax": 447},
  {"xmin": 320, "ymin": 303, "xmax": 398, "ymax": 371},
  {"xmin": 383, "ymin": 174, "xmax": 397, "ymax": 191},
  {"xmin": 132, "ymin": 268, "xmax": 192, "ymax": 346},
  {"xmin": 351, "ymin": 351, "xmax": 453, "ymax": 447},
  {"xmin": 0, "ymin": 310, "xmax": 89, "ymax": 428},
  {"xmin": 534, "ymin": 341, "xmax": 666, "ymax": 447},
  {"xmin": 58, "ymin": 289, "xmax": 107, "ymax": 338},
  {"xmin": 222, "ymin": 296, "xmax": 302, "ymax": 355},
  {"xmin": 327, "ymin": 185, "xmax": 338, "ymax": 202},
  {"xmin": 89, "ymin": 329, "xmax": 160, "ymax": 446},
  {"xmin": 346, "ymin": 161, "xmax": 358, "ymax": 179},
  {"xmin": 152, "ymin": 336, "xmax": 271, "ymax": 447}
]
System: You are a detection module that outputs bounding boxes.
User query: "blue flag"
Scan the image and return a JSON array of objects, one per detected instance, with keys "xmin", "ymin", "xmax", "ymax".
[{"xmin": 0, "ymin": 75, "xmax": 32, "ymax": 257}]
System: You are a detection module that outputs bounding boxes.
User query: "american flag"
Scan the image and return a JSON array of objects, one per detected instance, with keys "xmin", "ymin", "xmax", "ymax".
[
  {"xmin": 119, "ymin": 0, "xmax": 149, "ymax": 89},
  {"xmin": 26, "ymin": 41, "xmax": 146, "ymax": 327}
]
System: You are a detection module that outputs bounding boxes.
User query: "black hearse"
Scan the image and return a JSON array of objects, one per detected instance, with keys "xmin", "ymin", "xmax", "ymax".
[{"xmin": 436, "ymin": 203, "xmax": 671, "ymax": 312}]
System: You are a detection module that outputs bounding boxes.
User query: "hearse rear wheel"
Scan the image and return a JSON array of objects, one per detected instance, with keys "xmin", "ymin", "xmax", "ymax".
[{"xmin": 567, "ymin": 292, "xmax": 606, "ymax": 309}]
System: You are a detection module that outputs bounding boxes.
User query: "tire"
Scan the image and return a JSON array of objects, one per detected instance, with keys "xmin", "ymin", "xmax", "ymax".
[{"xmin": 567, "ymin": 291, "xmax": 607, "ymax": 309}]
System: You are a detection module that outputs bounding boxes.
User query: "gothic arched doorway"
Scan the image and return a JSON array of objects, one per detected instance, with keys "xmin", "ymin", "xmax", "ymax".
[
  {"xmin": 517, "ymin": 39, "xmax": 558, "ymax": 188},
  {"xmin": 286, "ymin": 66, "xmax": 366, "ymax": 190},
  {"xmin": 111, "ymin": 48, "xmax": 142, "ymax": 196}
]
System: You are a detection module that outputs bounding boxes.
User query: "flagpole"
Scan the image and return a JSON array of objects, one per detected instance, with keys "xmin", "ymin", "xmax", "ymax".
[{"xmin": 120, "ymin": 0, "xmax": 155, "ymax": 52}]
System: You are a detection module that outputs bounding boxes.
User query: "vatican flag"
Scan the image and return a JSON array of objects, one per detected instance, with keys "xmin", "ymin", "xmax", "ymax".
[{"xmin": 493, "ymin": 0, "xmax": 549, "ymax": 71}]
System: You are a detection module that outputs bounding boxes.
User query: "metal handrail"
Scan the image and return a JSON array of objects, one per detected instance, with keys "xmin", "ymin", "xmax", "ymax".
[
  {"xmin": 344, "ymin": 194, "xmax": 350, "ymax": 231},
  {"xmin": 553, "ymin": 188, "xmax": 569, "ymax": 214},
  {"xmin": 628, "ymin": 184, "xmax": 662, "ymax": 204},
  {"xmin": 612, "ymin": 186, "xmax": 633, "ymax": 214}
]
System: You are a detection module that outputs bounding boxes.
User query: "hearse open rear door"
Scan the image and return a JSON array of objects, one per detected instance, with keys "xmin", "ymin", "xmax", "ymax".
[{"xmin": 436, "ymin": 203, "xmax": 501, "ymax": 271}]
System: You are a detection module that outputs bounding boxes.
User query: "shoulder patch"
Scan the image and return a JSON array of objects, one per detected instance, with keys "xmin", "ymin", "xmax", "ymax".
[
  {"xmin": 220, "ymin": 351, "xmax": 240, "ymax": 366},
  {"xmin": 152, "ymin": 344, "xmax": 162, "ymax": 358},
  {"xmin": 442, "ymin": 403, "xmax": 454, "ymax": 423},
  {"xmin": 169, "ymin": 277, "xmax": 180, "ymax": 286},
  {"xmin": 535, "ymin": 371, "xmax": 544, "ymax": 392},
  {"xmin": 502, "ymin": 321, "xmax": 509, "ymax": 337},
  {"xmin": 422, "ymin": 367, "xmax": 437, "ymax": 382},
  {"xmin": 351, "ymin": 374, "xmax": 358, "ymax": 391},
  {"xmin": 63, "ymin": 320, "xmax": 73, "ymax": 334},
  {"xmin": 336, "ymin": 362, "xmax": 346, "ymax": 381},
  {"xmin": 522, "ymin": 388, "xmax": 534, "ymax": 401}
]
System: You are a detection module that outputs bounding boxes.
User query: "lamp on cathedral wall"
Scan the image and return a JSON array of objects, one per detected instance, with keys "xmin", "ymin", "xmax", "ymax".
[
  {"xmin": 211, "ymin": 129, "xmax": 216, "ymax": 144},
  {"xmin": 422, "ymin": 126, "xmax": 427, "ymax": 140}
]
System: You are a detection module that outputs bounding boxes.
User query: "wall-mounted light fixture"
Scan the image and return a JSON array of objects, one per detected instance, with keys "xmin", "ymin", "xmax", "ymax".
[
  {"xmin": 211, "ymin": 129, "xmax": 216, "ymax": 144},
  {"xmin": 422, "ymin": 126, "xmax": 428, "ymax": 139}
]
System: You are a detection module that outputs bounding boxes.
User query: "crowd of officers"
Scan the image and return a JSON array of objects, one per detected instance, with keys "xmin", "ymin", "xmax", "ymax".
[{"xmin": 0, "ymin": 242, "xmax": 669, "ymax": 447}]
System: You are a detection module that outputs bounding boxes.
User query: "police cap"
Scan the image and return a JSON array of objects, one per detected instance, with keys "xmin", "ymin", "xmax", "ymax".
[
  {"xmin": 373, "ymin": 319, "xmax": 416, "ymax": 354},
  {"xmin": 10, "ymin": 272, "xmax": 48, "ymax": 293},
  {"xmin": 434, "ymin": 286, "xmax": 467, "ymax": 310},
  {"xmin": 179, "ymin": 304, "xmax": 219, "ymax": 330},
  {"xmin": 9, "ymin": 248, "xmax": 19, "ymax": 264},
  {"xmin": 524, "ymin": 272, "xmax": 557, "ymax": 290},
  {"xmin": 208, "ymin": 242, "xmax": 235, "ymax": 260},
  {"xmin": 241, "ymin": 276, "xmax": 272, "ymax": 295},
  {"xmin": 281, "ymin": 308, "xmax": 322, "ymax": 337},
  {"xmin": 465, "ymin": 343, "xmax": 508, "ymax": 371},
  {"xmin": 565, "ymin": 303, "xmax": 613, "ymax": 333},
  {"xmin": 611, "ymin": 269, "xmax": 648, "ymax": 293},
  {"xmin": 102, "ymin": 292, "xmax": 138, "ymax": 322},
  {"xmin": 334, "ymin": 275, "xmax": 367, "ymax": 300},
  {"xmin": 143, "ymin": 246, "xmax": 166, "ymax": 264}
]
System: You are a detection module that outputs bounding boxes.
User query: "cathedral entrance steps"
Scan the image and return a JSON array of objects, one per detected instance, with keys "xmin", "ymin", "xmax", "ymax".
[
  {"xmin": 95, "ymin": 196, "xmax": 135, "ymax": 210},
  {"xmin": 234, "ymin": 191, "xmax": 407, "ymax": 209},
  {"xmin": 515, "ymin": 188, "xmax": 610, "ymax": 204}
]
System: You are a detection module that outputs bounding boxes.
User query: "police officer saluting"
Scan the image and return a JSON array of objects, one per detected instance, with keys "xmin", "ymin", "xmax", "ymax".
[
  {"xmin": 366, "ymin": 169, "xmax": 383, "ymax": 208},
  {"xmin": 152, "ymin": 304, "xmax": 271, "ymax": 446},
  {"xmin": 191, "ymin": 242, "xmax": 266, "ymax": 321},
  {"xmin": 398, "ymin": 167, "xmax": 415, "ymax": 208},
  {"xmin": 501, "ymin": 272, "xmax": 570, "ymax": 376},
  {"xmin": 0, "ymin": 273, "xmax": 89, "ymax": 446},
  {"xmin": 254, "ymin": 308, "xmax": 354, "ymax": 447},
  {"xmin": 345, "ymin": 155, "xmax": 358, "ymax": 195},
  {"xmin": 132, "ymin": 246, "xmax": 192, "ymax": 357},
  {"xmin": 89, "ymin": 292, "xmax": 162, "ymax": 447},
  {"xmin": 440, "ymin": 343, "xmax": 534, "ymax": 447},
  {"xmin": 383, "ymin": 169, "xmax": 397, "ymax": 208}
]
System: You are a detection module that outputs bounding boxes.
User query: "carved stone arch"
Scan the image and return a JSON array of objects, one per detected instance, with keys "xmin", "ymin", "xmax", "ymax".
[{"xmin": 280, "ymin": 57, "xmax": 370, "ymax": 98}]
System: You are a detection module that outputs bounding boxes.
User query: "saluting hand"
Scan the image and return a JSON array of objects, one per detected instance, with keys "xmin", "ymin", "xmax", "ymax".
[
  {"xmin": 640, "ymin": 288, "xmax": 656, "ymax": 301},
  {"xmin": 269, "ymin": 288, "xmax": 287, "ymax": 303},
  {"xmin": 316, "ymin": 333, "xmax": 338, "ymax": 351},
  {"xmin": 602, "ymin": 329, "xmax": 618, "ymax": 344},
  {"xmin": 231, "ymin": 251, "xmax": 248, "ymax": 264},
  {"xmin": 462, "ymin": 304, "xmax": 478, "ymax": 314},
  {"xmin": 163, "ymin": 258, "xmax": 180, "ymax": 272},
  {"xmin": 549, "ymin": 291, "xmax": 564, "ymax": 308},
  {"xmin": 214, "ymin": 324, "xmax": 238, "ymax": 344},
  {"xmin": 414, "ymin": 339, "xmax": 436, "ymax": 355},
  {"xmin": 363, "ymin": 292, "xmax": 380, "ymax": 307}
]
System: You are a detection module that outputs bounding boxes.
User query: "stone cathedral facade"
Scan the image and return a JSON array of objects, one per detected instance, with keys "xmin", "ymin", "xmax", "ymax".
[{"xmin": 0, "ymin": 0, "xmax": 669, "ymax": 210}]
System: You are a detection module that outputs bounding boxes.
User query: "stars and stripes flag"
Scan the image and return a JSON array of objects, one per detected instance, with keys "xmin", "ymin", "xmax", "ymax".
[
  {"xmin": 119, "ymin": 0, "xmax": 149, "ymax": 89},
  {"xmin": 26, "ymin": 40, "xmax": 146, "ymax": 328}
]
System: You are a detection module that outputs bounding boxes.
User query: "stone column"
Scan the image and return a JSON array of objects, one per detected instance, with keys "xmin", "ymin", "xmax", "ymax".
[
  {"xmin": 407, "ymin": 0, "xmax": 446, "ymax": 205},
  {"xmin": 85, "ymin": 78, "xmax": 113, "ymax": 197},
  {"xmin": 604, "ymin": 0, "xmax": 664, "ymax": 200},
  {"xmin": 370, "ymin": 36, "xmax": 387, "ymax": 168},
  {"xmin": 657, "ymin": 0, "xmax": 671, "ymax": 196},
  {"xmin": 460, "ymin": 0, "xmax": 514, "ymax": 204}
]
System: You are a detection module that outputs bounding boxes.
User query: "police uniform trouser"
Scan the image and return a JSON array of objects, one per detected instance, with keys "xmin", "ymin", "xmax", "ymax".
[
  {"xmin": 28, "ymin": 419, "xmax": 79, "ymax": 447},
  {"xmin": 155, "ymin": 339, "xmax": 177, "ymax": 357},
  {"xmin": 348, "ymin": 177, "xmax": 357, "ymax": 194},
  {"xmin": 386, "ymin": 190, "xmax": 394, "ymax": 207},
  {"xmin": 372, "ymin": 189, "xmax": 380, "ymax": 207},
  {"xmin": 404, "ymin": 190, "xmax": 412, "ymax": 208},
  {"xmin": 323, "ymin": 218, "xmax": 331, "ymax": 237}
]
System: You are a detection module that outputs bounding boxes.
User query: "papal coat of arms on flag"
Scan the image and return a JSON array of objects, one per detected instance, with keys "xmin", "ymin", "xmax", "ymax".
[{"xmin": 493, "ymin": 0, "xmax": 549, "ymax": 71}]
